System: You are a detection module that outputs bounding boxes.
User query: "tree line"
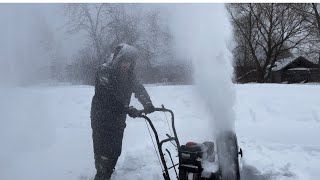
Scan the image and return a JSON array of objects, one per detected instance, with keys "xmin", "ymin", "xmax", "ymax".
[
  {"xmin": 48, "ymin": 3, "xmax": 320, "ymax": 85},
  {"xmin": 228, "ymin": 3, "xmax": 320, "ymax": 83}
]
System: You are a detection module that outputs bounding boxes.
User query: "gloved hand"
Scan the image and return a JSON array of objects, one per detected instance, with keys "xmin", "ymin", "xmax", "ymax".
[
  {"xmin": 144, "ymin": 103, "xmax": 155, "ymax": 114},
  {"xmin": 127, "ymin": 106, "xmax": 140, "ymax": 118}
]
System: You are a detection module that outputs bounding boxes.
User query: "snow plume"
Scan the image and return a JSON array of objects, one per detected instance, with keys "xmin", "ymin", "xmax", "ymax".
[
  {"xmin": 168, "ymin": 4, "xmax": 237, "ymax": 177},
  {"xmin": 0, "ymin": 4, "xmax": 66, "ymax": 87},
  {"xmin": 169, "ymin": 4, "xmax": 236, "ymax": 136}
]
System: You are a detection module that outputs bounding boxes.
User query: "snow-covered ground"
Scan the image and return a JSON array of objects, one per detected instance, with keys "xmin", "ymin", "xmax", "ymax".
[{"xmin": 1, "ymin": 84, "xmax": 320, "ymax": 180}]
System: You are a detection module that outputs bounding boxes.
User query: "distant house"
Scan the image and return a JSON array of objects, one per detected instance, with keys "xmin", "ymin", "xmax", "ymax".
[{"xmin": 271, "ymin": 56, "xmax": 320, "ymax": 83}]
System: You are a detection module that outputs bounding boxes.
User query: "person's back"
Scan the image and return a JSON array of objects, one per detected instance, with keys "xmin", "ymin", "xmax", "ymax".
[{"xmin": 90, "ymin": 43, "xmax": 155, "ymax": 180}]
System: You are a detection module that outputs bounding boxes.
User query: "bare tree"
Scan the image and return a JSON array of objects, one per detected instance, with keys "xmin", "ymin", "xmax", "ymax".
[
  {"xmin": 232, "ymin": 18, "xmax": 256, "ymax": 82},
  {"xmin": 227, "ymin": 3, "xmax": 310, "ymax": 82},
  {"xmin": 65, "ymin": 4, "xmax": 144, "ymax": 63},
  {"xmin": 312, "ymin": 3, "xmax": 320, "ymax": 64},
  {"xmin": 291, "ymin": 3, "xmax": 320, "ymax": 36},
  {"xmin": 137, "ymin": 10, "xmax": 174, "ymax": 65},
  {"xmin": 64, "ymin": 4, "xmax": 176, "ymax": 84},
  {"xmin": 65, "ymin": 4, "xmax": 111, "ymax": 63},
  {"xmin": 290, "ymin": 3, "xmax": 320, "ymax": 63},
  {"xmin": 311, "ymin": 3, "xmax": 320, "ymax": 35},
  {"xmin": 104, "ymin": 4, "xmax": 142, "ymax": 55}
]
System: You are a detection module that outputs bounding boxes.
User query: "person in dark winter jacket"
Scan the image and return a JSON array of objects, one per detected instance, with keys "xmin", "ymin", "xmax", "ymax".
[{"xmin": 90, "ymin": 43, "xmax": 155, "ymax": 180}]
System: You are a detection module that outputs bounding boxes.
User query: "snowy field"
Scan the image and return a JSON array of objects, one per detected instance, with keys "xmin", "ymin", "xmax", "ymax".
[{"xmin": 1, "ymin": 84, "xmax": 320, "ymax": 180}]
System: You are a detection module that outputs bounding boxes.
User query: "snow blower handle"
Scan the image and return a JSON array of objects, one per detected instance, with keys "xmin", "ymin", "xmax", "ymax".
[
  {"xmin": 137, "ymin": 105, "xmax": 169, "ymax": 116},
  {"xmin": 134, "ymin": 105, "xmax": 181, "ymax": 179}
]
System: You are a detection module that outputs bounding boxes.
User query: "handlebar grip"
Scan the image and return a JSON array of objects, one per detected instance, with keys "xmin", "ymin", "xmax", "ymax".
[{"xmin": 136, "ymin": 107, "xmax": 169, "ymax": 116}]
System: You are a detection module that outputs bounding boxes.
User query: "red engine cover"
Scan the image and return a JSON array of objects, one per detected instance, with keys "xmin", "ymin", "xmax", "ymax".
[{"xmin": 186, "ymin": 142, "xmax": 198, "ymax": 147}]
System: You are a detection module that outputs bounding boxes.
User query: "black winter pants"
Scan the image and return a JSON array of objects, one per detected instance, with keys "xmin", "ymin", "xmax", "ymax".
[{"xmin": 91, "ymin": 113, "xmax": 126, "ymax": 180}]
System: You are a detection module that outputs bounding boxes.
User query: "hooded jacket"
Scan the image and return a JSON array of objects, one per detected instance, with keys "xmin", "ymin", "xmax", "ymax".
[{"xmin": 91, "ymin": 44, "xmax": 152, "ymax": 117}]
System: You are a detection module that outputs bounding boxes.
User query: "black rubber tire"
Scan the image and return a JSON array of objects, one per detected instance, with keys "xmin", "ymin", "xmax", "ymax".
[
  {"xmin": 179, "ymin": 169, "xmax": 188, "ymax": 180},
  {"xmin": 216, "ymin": 131, "xmax": 240, "ymax": 180}
]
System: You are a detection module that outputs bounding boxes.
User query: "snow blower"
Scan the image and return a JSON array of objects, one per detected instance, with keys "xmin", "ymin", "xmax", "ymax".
[{"xmin": 135, "ymin": 105, "xmax": 243, "ymax": 180}]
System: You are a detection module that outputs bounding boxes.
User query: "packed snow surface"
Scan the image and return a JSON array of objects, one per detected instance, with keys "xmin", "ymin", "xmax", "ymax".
[{"xmin": 1, "ymin": 84, "xmax": 320, "ymax": 180}]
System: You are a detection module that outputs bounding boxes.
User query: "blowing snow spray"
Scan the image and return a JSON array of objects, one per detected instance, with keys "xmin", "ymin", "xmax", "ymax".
[{"xmin": 170, "ymin": 4, "xmax": 241, "ymax": 179}]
